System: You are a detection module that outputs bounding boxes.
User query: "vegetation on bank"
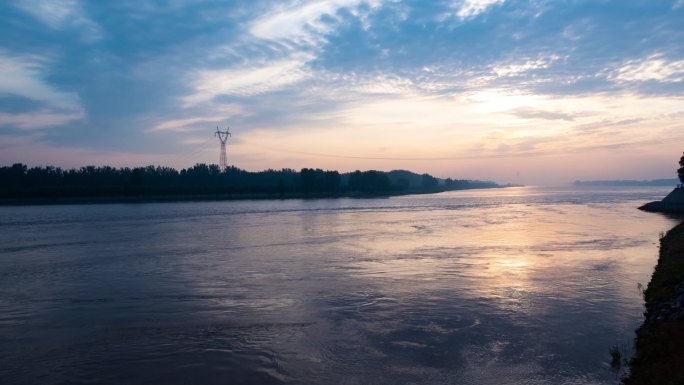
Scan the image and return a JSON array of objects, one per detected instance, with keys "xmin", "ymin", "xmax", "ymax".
[
  {"xmin": 638, "ymin": 152, "xmax": 684, "ymax": 214},
  {"xmin": 624, "ymin": 221, "xmax": 684, "ymax": 385},
  {"xmin": 0, "ymin": 163, "xmax": 510, "ymax": 201}
]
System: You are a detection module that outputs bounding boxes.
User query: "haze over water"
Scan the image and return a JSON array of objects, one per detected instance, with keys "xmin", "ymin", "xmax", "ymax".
[{"xmin": 0, "ymin": 186, "xmax": 679, "ymax": 384}]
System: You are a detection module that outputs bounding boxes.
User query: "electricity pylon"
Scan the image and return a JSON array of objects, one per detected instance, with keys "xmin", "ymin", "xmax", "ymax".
[{"xmin": 215, "ymin": 125, "xmax": 231, "ymax": 170}]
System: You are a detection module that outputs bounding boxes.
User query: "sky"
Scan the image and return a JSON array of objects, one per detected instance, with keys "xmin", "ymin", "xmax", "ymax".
[{"xmin": 1, "ymin": 0, "xmax": 683, "ymax": 185}]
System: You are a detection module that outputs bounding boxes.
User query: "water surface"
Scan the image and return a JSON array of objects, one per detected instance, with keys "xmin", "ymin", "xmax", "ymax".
[{"xmin": 0, "ymin": 186, "xmax": 679, "ymax": 384}]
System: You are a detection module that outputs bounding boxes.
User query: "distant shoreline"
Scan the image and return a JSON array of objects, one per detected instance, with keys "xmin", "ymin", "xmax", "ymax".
[
  {"xmin": 574, "ymin": 179, "xmax": 679, "ymax": 187},
  {"xmin": 0, "ymin": 186, "xmax": 518, "ymax": 206}
]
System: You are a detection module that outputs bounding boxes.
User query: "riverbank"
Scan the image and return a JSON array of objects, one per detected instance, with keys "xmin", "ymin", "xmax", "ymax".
[
  {"xmin": 625, "ymin": 221, "xmax": 684, "ymax": 384},
  {"xmin": 639, "ymin": 186, "xmax": 684, "ymax": 214}
]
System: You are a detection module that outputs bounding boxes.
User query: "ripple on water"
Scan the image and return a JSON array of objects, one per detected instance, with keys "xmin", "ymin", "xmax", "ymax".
[{"xmin": 0, "ymin": 187, "xmax": 677, "ymax": 384}]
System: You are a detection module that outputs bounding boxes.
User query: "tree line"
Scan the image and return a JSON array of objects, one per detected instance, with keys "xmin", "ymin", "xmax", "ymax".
[
  {"xmin": 0, "ymin": 163, "xmax": 505, "ymax": 199},
  {"xmin": 679, "ymin": 152, "xmax": 684, "ymax": 184}
]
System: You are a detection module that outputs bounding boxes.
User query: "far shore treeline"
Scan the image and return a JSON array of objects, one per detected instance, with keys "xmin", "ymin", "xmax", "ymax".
[{"xmin": 0, "ymin": 163, "xmax": 509, "ymax": 200}]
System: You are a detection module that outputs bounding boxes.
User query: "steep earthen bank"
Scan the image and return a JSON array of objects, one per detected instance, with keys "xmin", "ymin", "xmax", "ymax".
[
  {"xmin": 624, "ymin": 221, "xmax": 684, "ymax": 384},
  {"xmin": 639, "ymin": 187, "xmax": 684, "ymax": 214}
]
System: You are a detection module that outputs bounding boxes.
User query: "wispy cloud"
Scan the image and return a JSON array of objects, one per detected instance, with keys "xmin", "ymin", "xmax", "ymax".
[
  {"xmin": 0, "ymin": 110, "xmax": 84, "ymax": 129},
  {"xmin": 455, "ymin": 0, "xmax": 506, "ymax": 20},
  {"xmin": 152, "ymin": 112, "xmax": 241, "ymax": 132},
  {"xmin": 573, "ymin": 118, "xmax": 644, "ymax": 133},
  {"xmin": 183, "ymin": 0, "xmax": 386, "ymax": 110},
  {"xmin": 0, "ymin": 51, "xmax": 84, "ymax": 129},
  {"xmin": 0, "ymin": 52, "xmax": 79, "ymax": 109},
  {"xmin": 611, "ymin": 54, "xmax": 684, "ymax": 83},
  {"xmin": 183, "ymin": 54, "xmax": 313, "ymax": 106},
  {"xmin": 250, "ymin": 0, "xmax": 383, "ymax": 44},
  {"xmin": 491, "ymin": 55, "xmax": 560, "ymax": 77},
  {"xmin": 12, "ymin": 0, "xmax": 103, "ymax": 41},
  {"xmin": 506, "ymin": 107, "xmax": 577, "ymax": 121}
]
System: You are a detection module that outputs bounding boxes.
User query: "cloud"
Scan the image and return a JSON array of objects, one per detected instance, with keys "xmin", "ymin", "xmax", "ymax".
[
  {"xmin": 311, "ymin": 71, "xmax": 418, "ymax": 96},
  {"xmin": 491, "ymin": 55, "xmax": 560, "ymax": 77},
  {"xmin": 506, "ymin": 107, "xmax": 576, "ymax": 121},
  {"xmin": 455, "ymin": 0, "xmax": 506, "ymax": 20},
  {"xmin": 183, "ymin": 1, "xmax": 389, "ymax": 110},
  {"xmin": 181, "ymin": 0, "xmax": 388, "ymax": 105},
  {"xmin": 152, "ymin": 110, "xmax": 242, "ymax": 132},
  {"xmin": 0, "ymin": 94, "xmax": 48, "ymax": 113},
  {"xmin": 0, "ymin": 109, "xmax": 84, "ymax": 129},
  {"xmin": 12, "ymin": 0, "xmax": 103, "ymax": 41},
  {"xmin": 0, "ymin": 51, "xmax": 84, "ymax": 129},
  {"xmin": 250, "ymin": 0, "xmax": 382, "ymax": 44},
  {"xmin": 611, "ymin": 54, "xmax": 684, "ymax": 83},
  {"xmin": 573, "ymin": 118, "xmax": 644, "ymax": 133},
  {"xmin": 0, "ymin": 52, "xmax": 79, "ymax": 109},
  {"xmin": 2, "ymin": 0, "xmax": 684, "ymax": 183},
  {"xmin": 183, "ymin": 55, "xmax": 313, "ymax": 106}
]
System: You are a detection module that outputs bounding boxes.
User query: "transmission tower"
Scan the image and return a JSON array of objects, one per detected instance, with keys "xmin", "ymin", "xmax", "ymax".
[{"xmin": 215, "ymin": 125, "xmax": 231, "ymax": 170}]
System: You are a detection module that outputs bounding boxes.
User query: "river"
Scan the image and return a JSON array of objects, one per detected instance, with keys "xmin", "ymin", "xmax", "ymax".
[{"xmin": 0, "ymin": 186, "xmax": 678, "ymax": 384}]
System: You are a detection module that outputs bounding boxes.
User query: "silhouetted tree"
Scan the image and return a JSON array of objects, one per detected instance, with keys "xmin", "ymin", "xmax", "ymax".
[
  {"xmin": 300, "ymin": 168, "xmax": 317, "ymax": 193},
  {"xmin": 395, "ymin": 178, "xmax": 410, "ymax": 191},
  {"xmin": 421, "ymin": 173, "xmax": 438, "ymax": 191},
  {"xmin": 324, "ymin": 171, "xmax": 340, "ymax": 193},
  {"xmin": 348, "ymin": 170, "xmax": 391, "ymax": 192},
  {"xmin": 0, "ymin": 163, "xmax": 483, "ymax": 199},
  {"xmin": 0, "ymin": 163, "xmax": 26, "ymax": 189},
  {"xmin": 278, "ymin": 179, "xmax": 285, "ymax": 197}
]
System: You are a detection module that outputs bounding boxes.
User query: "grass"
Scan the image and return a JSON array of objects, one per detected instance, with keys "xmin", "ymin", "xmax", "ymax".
[{"xmin": 610, "ymin": 345, "xmax": 622, "ymax": 369}]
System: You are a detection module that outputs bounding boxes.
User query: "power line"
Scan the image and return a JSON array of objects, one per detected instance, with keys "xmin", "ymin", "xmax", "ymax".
[
  {"xmin": 242, "ymin": 142, "xmax": 480, "ymax": 160},
  {"xmin": 153, "ymin": 132, "xmax": 684, "ymax": 168},
  {"xmin": 158, "ymin": 136, "xmax": 216, "ymax": 167}
]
